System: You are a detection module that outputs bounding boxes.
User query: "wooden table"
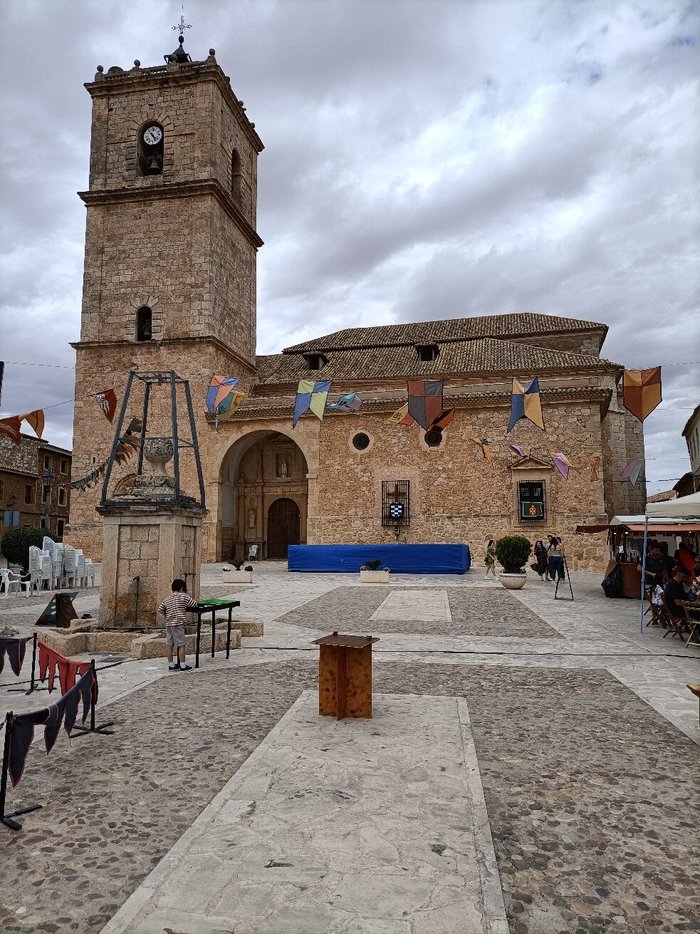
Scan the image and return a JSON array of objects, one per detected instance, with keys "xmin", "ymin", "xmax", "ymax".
[{"xmin": 312, "ymin": 632, "xmax": 379, "ymax": 720}]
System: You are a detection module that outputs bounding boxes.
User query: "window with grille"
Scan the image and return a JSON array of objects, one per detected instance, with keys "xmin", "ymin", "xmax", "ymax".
[
  {"xmin": 382, "ymin": 480, "xmax": 410, "ymax": 527},
  {"xmin": 518, "ymin": 480, "xmax": 545, "ymax": 521}
]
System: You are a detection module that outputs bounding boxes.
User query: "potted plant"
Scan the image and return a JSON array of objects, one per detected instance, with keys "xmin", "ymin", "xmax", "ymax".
[
  {"xmin": 223, "ymin": 558, "xmax": 254, "ymax": 584},
  {"xmin": 359, "ymin": 559, "xmax": 390, "ymax": 584},
  {"xmin": 495, "ymin": 535, "xmax": 532, "ymax": 590}
]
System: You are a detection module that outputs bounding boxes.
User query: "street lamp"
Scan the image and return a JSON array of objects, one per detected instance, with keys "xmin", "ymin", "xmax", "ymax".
[{"xmin": 42, "ymin": 469, "xmax": 56, "ymax": 531}]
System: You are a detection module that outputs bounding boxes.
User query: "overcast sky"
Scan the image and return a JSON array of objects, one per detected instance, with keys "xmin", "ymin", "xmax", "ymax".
[{"xmin": 1, "ymin": 0, "xmax": 698, "ymax": 495}]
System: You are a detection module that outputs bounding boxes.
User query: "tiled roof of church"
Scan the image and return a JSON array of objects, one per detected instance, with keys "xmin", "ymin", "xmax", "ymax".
[
  {"xmin": 282, "ymin": 312, "xmax": 607, "ymax": 353},
  {"xmin": 255, "ymin": 337, "xmax": 618, "ymax": 385}
]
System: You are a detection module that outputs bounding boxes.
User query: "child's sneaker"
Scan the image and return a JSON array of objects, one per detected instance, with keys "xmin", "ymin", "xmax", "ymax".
[
  {"xmin": 178, "ymin": 664, "xmax": 192, "ymax": 671},
  {"xmin": 168, "ymin": 663, "xmax": 178, "ymax": 670}
]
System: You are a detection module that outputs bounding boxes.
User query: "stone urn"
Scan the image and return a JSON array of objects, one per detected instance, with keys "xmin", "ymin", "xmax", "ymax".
[
  {"xmin": 142, "ymin": 438, "xmax": 174, "ymax": 475},
  {"xmin": 499, "ymin": 572, "xmax": 527, "ymax": 590}
]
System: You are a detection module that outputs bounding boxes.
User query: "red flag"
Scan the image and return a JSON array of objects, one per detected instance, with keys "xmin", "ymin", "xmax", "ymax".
[
  {"xmin": 0, "ymin": 416, "xmax": 22, "ymax": 445},
  {"xmin": 95, "ymin": 389, "xmax": 118, "ymax": 423}
]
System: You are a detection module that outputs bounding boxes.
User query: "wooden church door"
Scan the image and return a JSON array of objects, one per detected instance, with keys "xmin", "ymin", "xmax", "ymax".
[{"xmin": 267, "ymin": 498, "xmax": 300, "ymax": 558}]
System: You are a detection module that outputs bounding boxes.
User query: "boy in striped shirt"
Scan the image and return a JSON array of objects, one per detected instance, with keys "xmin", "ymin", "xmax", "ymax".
[{"xmin": 157, "ymin": 578, "xmax": 197, "ymax": 671}]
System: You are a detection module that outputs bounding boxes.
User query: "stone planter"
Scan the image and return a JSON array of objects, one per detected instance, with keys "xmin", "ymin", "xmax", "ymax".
[
  {"xmin": 223, "ymin": 569, "xmax": 253, "ymax": 584},
  {"xmin": 499, "ymin": 572, "xmax": 527, "ymax": 590},
  {"xmin": 359, "ymin": 569, "xmax": 390, "ymax": 584}
]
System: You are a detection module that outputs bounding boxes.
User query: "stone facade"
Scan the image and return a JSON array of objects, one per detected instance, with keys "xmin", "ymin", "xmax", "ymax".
[
  {"xmin": 67, "ymin": 41, "xmax": 647, "ymax": 573},
  {"xmin": 0, "ymin": 434, "xmax": 72, "ymax": 540}
]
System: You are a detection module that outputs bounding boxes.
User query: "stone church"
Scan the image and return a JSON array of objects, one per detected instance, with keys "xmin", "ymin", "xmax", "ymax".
[{"xmin": 67, "ymin": 37, "xmax": 645, "ymax": 570}]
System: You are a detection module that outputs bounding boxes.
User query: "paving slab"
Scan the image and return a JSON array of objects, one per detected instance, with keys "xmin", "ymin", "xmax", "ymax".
[{"xmin": 102, "ymin": 690, "xmax": 507, "ymax": 934}]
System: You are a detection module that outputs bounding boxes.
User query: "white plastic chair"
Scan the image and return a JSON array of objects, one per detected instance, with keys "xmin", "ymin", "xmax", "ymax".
[
  {"xmin": 76, "ymin": 551, "xmax": 86, "ymax": 588},
  {"xmin": 40, "ymin": 553, "xmax": 55, "ymax": 589},
  {"xmin": 63, "ymin": 545, "xmax": 78, "ymax": 588},
  {"xmin": 0, "ymin": 568, "xmax": 32, "ymax": 597},
  {"xmin": 84, "ymin": 558, "xmax": 95, "ymax": 588},
  {"xmin": 52, "ymin": 543, "xmax": 65, "ymax": 587},
  {"xmin": 42, "ymin": 536, "xmax": 56, "ymax": 559}
]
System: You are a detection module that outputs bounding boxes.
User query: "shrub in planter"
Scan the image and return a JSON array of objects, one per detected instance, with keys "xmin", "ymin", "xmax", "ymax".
[
  {"xmin": 230, "ymin": 558, "xmax": 246, "ymax": 570},
  {"xmin": 361, "ymin": 559, "xmax": 385, "ymax": 571},
  {"xmin": 495, "ymin": 535, "xmax": 532, "ymax": 573},
  {"xmin": 1, "ymin": 526, "xmax": 56, "ymax": 572}
]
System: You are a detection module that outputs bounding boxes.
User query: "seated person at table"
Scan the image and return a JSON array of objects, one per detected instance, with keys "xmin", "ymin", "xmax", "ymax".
[
  {"xmin": 664, "ymin": 568, "xmax": 700, "ymax": 621},
  {"xmin": 638, "ymin": 542, "xmax": 673, "ymax": 587},
  {"xmin": 675, "ymin": 537, "xmax": 697, "ymax": 575}
]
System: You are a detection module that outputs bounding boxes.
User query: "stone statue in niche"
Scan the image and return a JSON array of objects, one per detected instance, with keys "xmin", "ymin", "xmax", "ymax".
[
  {"xmin": 248, "ymin": 507, "xmax": 256, "ymax": 529},
  {"xmin": 279, "ymin": 458, "xmax": 289, "ymax": 478}
]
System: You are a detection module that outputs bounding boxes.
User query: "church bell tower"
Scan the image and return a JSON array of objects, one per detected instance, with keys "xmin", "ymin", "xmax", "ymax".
[{"xmin": 69, "ymin": 34, "xmax": 263, "ymax": 557}]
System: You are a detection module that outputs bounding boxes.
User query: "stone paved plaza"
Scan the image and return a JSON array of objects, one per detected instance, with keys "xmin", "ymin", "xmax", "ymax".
[{"xmin": 0, "ymin": 563, "xmax": 698, "ymax": 933}]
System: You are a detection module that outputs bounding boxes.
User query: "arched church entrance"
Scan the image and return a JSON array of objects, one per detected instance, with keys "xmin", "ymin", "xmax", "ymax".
[
  {"xmin": 218, "ymin": 431, "xmax": 308, "ymax": 561},
  {"xmin": 268, "ymin": 499, "xmax": 300, "ymax": 559}
]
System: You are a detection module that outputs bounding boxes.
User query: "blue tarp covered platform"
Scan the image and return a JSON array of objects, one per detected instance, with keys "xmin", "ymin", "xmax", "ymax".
[{"xmin": 287, "ymin": 544, "xmax": 471, "ymax": 574}]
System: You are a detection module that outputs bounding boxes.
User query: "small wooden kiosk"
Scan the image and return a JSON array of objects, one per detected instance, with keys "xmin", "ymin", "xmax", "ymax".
[{"xmin": 312, "ymin": 632, "xmax": 379, "ymax": 719}]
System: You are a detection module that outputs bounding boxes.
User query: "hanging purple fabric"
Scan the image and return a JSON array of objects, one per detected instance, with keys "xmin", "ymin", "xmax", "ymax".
[
  {"xmin": 0, "ymin": 636, "xmax": 29, "ymax": 677},
  {"xmin": 7, "ymin": 667, "xmax": 96, "ymax": 788}
]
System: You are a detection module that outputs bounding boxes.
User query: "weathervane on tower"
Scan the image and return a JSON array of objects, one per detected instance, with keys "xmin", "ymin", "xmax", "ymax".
[
  {"xmin": 172, "ymin": 10, "xmax": 192, "ymax": 37},
  {"xmin": 165, "ymin": 5, "xmax": 192, "ymax": 63}
]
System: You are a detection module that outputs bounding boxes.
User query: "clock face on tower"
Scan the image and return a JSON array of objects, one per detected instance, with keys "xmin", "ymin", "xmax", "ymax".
[{"xmin": 142, "ymin": 125, "xmax": 163, "ymax": 146}]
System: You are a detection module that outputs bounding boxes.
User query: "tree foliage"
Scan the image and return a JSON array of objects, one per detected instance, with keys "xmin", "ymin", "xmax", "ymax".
[
  {"xmin": 495, "ymin": 535, "xmax": 532, "ymax": 573},
  {"xmin": 1, "ymin": 526, "xmax": 56, "ymax": 571}
]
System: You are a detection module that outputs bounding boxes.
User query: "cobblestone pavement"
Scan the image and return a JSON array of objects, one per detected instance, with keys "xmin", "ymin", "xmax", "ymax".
[
  {"xmin": 1, "ymin": 661, "xmax": 698, "ymax": 933},
  {"xmin": 0, "ymin": 563, "xmax": 698, "ymax": 933},
  {"xmin": 278, "ymin": 586, "xmax": 560, "ymax": 638}
]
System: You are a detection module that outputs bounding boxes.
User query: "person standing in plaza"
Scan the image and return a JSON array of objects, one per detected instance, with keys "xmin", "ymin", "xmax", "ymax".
[
  {"xmin": 547, "ymin": 536, "xmax": 564, "ymax": 581},
  {"xmin": 484, "ymin": 539, "xmax": 497, "ymax": 579},
  {"xmin": 533, "ymin": 539, "xmax": 548, "ymax": 580},
  {"xmin": 157, "ymin": 578, "xmax": 196, "ymax": 671}
]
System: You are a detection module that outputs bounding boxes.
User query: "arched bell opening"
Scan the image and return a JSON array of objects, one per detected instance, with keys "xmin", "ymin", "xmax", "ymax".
[{"xmin": 217, "ymin": 430, "xmax": 308, "ymax": 561}]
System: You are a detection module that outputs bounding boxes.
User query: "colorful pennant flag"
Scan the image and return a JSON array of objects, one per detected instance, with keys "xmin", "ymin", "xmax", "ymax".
[
  {"xmin": 293, "ymin": 380, "xmax": 332, "ymax": 428},
  {"xmin": 508, "ymin": 443, "xmax": 530, "ymax": 458},
  {"xmin": 326, "ymin": 392, "xmax": 362, "ymax": 413},
  {"xmin": 508, "ymin": 377, "xmax": 544, "ymax": 432},
  {"xmin": 95, "ymin": 389, "xmax": 118, "ymax": 423},
  {"xmin": 20, "ymin": 409, "xmax": 45, "ymax": 438},
  {"xmin": 431, "ymin": 409, "xmax": 455, "ymax": 431},
  {"xmin": 622, "ymin": 368, "xmax": 662, "ymax": 422},
  {"xmin": 408, "ymin": 380, "xmax": 444, "ymax": 430},
  {"xmin": 206, "ymin": 375, "xmax": 246, "ymax": 425},
  {"xmin": 589, "ymin": 455, "xmax": 600, "ymax": 481},
  {"xmin": 72, "ymin": 416, "xmax": 145, "ymax": 491},
  {"xmin": 623, "ymin": 458, "xmax": 643, "ymax": 485},
  {"xmin": 388, "ymin": 403, "xmax": 415, "ymax": 426},
  {"xmin": 0, "ymin": 416, "xmax": 22, "ymax": 445},
  {"xmin": 550, "ymin": 452, "xmax": 573, "ymax": 479},
  {"xmin": 470, "ymin": 436, "xmax": 495, "ymax": 467}
]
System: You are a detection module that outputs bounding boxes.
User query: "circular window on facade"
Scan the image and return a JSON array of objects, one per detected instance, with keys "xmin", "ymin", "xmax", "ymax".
[
  {"xmin": 352, "ymin": 432, "xmax": 371, "ymax": 451},
  {"xmin": 424, "ymin": 428, "xmax": 443, "ymax": 448}
]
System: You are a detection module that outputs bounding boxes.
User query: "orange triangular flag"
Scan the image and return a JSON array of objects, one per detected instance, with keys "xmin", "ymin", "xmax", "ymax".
[{"xmin": 20, "ymin": 409, "xmax": 45, "ymax": 438}]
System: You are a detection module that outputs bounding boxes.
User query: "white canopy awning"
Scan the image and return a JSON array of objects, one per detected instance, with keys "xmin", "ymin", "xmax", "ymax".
[{"xmin": 645, "ymin": 491, "xmax": 700, "ymax": 520}]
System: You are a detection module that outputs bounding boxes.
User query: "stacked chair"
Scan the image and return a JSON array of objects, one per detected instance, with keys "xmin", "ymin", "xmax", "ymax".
[{"xmin": 4, "ymin": 539, "xmax": 99, "ymax": 594}]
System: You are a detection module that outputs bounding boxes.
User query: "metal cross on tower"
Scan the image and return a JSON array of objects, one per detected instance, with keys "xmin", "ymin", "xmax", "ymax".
[{"xmin": 172, "ymin": 8, "xmax": 192, "ymax": 34}]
